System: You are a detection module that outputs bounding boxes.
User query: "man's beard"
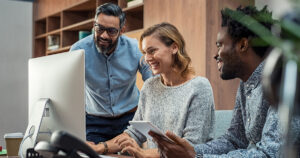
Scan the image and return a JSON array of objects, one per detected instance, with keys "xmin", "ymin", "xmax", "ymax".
[
  {"xmin": 94, "ymin": 36, "xmax": 117, "ymax": 55},
  {"xmin": 220, "ymin": 63, "xmax": 239, "ymax": 80},
  {"xmin": 220, "ymin": 48, "xmax": 242, "ymax": 80}
]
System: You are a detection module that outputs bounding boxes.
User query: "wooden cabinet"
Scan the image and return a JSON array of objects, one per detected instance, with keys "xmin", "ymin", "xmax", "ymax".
[{"xmin": 33, "ymin": 0, "xmax": 144, "ymax": 57}]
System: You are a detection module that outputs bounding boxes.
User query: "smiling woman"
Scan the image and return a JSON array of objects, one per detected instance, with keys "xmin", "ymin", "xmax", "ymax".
[
  {"xmin": 111, "ymin": 22, "xmax": 216, "ymax": 158},
  {"xmin": 85, "ymin": 22, "xmax": 215, "ymax": 158}
]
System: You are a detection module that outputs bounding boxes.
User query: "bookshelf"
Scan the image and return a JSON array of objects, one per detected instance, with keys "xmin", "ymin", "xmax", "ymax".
[{"xmin": 33, "ymin": 0, "xmax": 144, "ymax": 57}]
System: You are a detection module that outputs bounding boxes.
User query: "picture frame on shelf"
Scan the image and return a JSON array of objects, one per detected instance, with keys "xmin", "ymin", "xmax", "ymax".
[{"xmin": 47, "ymin": 35, "xmax": 60, "ymax": 51}]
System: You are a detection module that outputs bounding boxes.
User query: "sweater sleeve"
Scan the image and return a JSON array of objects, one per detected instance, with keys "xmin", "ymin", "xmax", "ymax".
[
  {"xmin": 124, "ymin": 85, "xmax": 147, "ymax": 147},
  {"xmin": 183, "ymin": 78, "xmax": 215, "ymax": 145}
]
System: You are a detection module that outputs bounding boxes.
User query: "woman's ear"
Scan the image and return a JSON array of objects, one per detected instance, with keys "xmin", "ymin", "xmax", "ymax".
[{"xmin": 171, "ymin": 43, "xmax": 179, "ymax": 55}]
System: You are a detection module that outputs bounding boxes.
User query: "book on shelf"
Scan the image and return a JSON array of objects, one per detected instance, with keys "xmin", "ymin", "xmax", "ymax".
[
  {"xmin": 127, "ymin": 0, "xmax": 143, "ymax": 8},
  {"xmin": 79, "ymin": 31, "xmax": 91, "ymax": 40},
  {"xmin": 47, "ymin": 35, "xmax": 60, "ymax": 51},
  {"xmin": 48, "ymin": 45, "xmax": 59, "ymax": 51}
]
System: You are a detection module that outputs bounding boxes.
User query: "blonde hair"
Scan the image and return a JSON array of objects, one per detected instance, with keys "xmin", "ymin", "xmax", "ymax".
[{"xmin": 140, "ymin": 22, "xmax": 194, "ymax": 77}]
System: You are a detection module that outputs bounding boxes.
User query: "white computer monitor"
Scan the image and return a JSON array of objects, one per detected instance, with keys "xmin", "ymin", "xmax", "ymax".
[{"xmin": 21, "ymin": 50, "xmax": 86, "ymax": 156}]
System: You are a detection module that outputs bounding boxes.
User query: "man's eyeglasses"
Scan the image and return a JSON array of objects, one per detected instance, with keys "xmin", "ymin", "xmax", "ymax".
[{"xmin": 94, "ymin": 23, "xmax": 120, "ymax": 37}]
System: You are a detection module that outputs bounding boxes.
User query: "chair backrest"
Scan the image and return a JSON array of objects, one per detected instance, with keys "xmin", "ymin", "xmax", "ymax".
[{"xmin": 213, "ymin": 110, "xmax": 233, "ymax": 138}]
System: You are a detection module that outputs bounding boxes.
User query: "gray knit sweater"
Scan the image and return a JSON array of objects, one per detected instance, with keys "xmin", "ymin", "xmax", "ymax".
[{"xmin": 125, "ymin": 75, "xmax": 215, "ymax": 148}]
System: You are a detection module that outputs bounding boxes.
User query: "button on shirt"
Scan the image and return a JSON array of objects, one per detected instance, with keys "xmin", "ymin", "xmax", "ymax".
[
  {"xmin": 195, "ymin": 61, "xmax": 282, "ymax": 157},
  {"xmin": 70, "ymin": 35, "xmax": 152, "ymax": 117}
]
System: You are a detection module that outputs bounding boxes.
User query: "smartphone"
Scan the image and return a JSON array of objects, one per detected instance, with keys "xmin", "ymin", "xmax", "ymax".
[{"xmin": 129, "ymin": 121, "xmax": 175, "ymax": 144}]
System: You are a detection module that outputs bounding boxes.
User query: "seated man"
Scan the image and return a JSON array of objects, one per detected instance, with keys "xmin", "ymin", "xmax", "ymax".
[{"xmin": 150, "ymin": 5, "xmax": 282, "ymax": 158}]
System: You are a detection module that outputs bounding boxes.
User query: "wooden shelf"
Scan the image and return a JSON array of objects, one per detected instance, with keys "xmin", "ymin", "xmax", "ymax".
[
  {"xmin": 46, "ymin": 46, "xmax": 71, "ymax": 55},
  {"xmin": 34, "ymin": 0, "xmax": 144, "ymax": 57},
  {"xmin": 35, "ymin": 18, "xmax": 46, "ymax": 36},
  {"xmin": 35, "ymin": 29, "xmax": 60, "ymax": 39},
  {"xmin": 48, "ymin": 29, "xmax": 61, "ymax": 35},
  {"xmin": 66, "ymin": 0, "xmax": 97, "ymax": 11},
  {"xmin": 35, "ymin": 33, "xmax": 47, "ymax": 39},
  {"xmin": 63, "ymin": 18, "xmax": 94, "ymax": 31},
  {"xmin": 34, "ymin": 37, "xmax": 46, "ymax": 58},
  {"xmin": 124, "ymin": 28, "xmax": 143, "ymax": 40},
  {"xmin": 124, "ymin": 3, "xmax": 143, "ymax": 32},
  {"xmin": 62, "ymin": 10, "xmax": 95, "ymax": 27},
  {"xmin": 98, "ymin": 0, "xmax": 118, "ymax": 6},
  {"xmin": 122, "ymin": 3, "xmax": 143, "ymax": 12},
  {"xmin": 47, "ymin": 12, "xmax": 61, "ymax": 32}
]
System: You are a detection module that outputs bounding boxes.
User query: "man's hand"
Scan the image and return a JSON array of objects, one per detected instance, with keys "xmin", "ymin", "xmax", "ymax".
[
  {"xmin": 86, "ymin": 141, "xmax": 104, "ymax": 154},
  {"xmin": 149, "ymin": 131, "xmax": 196, "ymax": 158}
]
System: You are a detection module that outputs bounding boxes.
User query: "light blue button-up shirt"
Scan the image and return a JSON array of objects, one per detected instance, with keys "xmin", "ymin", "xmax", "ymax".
[{"xmin": 70, "ymin": 34, "xmax": 152, "ymax": 117}]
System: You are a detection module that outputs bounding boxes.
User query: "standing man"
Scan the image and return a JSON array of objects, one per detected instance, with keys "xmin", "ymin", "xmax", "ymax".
[
  {"xmin": 150, "ymin": 6, "xmax": 282, "ymax": 157},
  {"xmin": 70, "ymin": 3, "xmax": 152, "ymax": 145}
]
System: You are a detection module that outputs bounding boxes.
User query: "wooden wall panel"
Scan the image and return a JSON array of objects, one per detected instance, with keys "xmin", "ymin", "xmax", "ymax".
[
  {"xmin": 144, "ymin": 0, "xmax": 207, "ymax": 76},
  {"xmin": 33, "ymin": 0, "xmax": 87, "ymax": 20}
]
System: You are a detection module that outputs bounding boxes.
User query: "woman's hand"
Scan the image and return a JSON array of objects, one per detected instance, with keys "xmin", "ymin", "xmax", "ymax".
[
  {"xmin": 115, "ymin": 135, "xmax": 145, "ymax": 158},
  {"xmin": 115, "ymin": 134, "xmax": 160, "ymax": 158}
]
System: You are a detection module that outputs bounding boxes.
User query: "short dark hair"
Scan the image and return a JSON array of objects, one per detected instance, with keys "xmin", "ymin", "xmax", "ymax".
[
  {"xmin": 221, "ymin": 6, "xmax": 274, "ymax": 57},
  {"xmin": 95, "ymin": 3, "xmax": 126, "ymax": 28}
]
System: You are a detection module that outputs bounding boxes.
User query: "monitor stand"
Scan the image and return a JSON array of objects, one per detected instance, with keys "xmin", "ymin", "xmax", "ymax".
[{"xmin": 21, "ymin": 98, "xmax": 51, "ymax": 157}]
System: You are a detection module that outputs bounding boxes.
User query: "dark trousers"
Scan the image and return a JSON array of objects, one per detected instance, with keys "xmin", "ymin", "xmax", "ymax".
[{"xmin": 86, "ymin": 112, "xmax": 135, "ymax": 144}]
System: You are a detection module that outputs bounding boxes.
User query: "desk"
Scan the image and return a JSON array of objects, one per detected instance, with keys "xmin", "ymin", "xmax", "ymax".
[{"xmin": 0, "ymin": 154, "xmax": 132, "ymax": 158}]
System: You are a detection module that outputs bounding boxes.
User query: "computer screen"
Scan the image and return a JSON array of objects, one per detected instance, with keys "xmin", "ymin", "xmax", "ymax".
[{"xmin": 21, "ymin": 50, "xmax": 86, "ymax": 156}]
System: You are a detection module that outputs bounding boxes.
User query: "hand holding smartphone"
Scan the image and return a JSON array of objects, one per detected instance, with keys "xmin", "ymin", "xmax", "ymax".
[{"xmin": 129, "ymin": 121, "xmax": 175, "ymax": 144}]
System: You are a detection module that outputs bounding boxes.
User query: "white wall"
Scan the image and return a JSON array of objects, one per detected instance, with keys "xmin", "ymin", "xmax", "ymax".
[
  {"xmin": 255, "ymin": 0, "xmax": 292, "ymax": 19},
  {"xmin": 0, "ymin": 0, "xmax": 32, "ymax": 148}
]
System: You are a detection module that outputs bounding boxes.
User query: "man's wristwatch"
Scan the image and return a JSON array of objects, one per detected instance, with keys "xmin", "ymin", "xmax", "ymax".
[{"xmin": 100, "ymin": 142, "xmax": 108, "ymax": 155}]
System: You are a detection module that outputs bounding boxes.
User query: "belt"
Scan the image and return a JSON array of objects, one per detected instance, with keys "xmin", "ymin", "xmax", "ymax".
[
  {"xmin": 87, "ymin": 106, "xmax": 138, "ymax": 119},
  {"xmin": 127, "ymin": 106, "xmax": 137, "ymax": 113},
  {"xmin": 113, "ymin": 106, "xmax": 137, "ymax": 118}
]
